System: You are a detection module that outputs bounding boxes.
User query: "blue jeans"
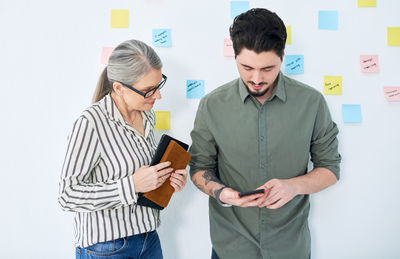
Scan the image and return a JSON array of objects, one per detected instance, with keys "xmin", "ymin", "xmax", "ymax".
[{"xmin": 76, "ymin": 231, "xmax": 163, "ymax": 259}]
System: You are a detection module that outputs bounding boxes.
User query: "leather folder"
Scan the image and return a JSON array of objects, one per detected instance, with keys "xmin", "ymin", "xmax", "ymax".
[{"xmin": 137, "ymin": 138, "xmax": 191, "ymax": 210}]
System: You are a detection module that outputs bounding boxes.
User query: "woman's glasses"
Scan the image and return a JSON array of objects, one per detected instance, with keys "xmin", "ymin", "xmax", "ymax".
[{"xmin": 119, "ymin": 74, "xmax": 167, "ymax": 98}]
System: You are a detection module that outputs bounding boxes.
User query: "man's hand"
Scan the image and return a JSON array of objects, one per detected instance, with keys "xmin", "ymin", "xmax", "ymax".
[
  {"xmin": 258, "ymin": 179, "xmax": 297, "ymax": 209},
  {"xmin": 219, "ymin": 187, "xmax": 265, "ymax": 207}
]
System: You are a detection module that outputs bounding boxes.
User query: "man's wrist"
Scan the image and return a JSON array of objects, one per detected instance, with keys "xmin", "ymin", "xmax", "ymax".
[{"xmin": 215, "ymin": 186, "xmax": 232, "ymax": 207}]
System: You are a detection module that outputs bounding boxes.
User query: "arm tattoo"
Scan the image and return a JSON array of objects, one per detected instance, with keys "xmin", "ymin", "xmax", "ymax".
[{"xmin": 202, "ymin": 170, "xmax": 223, "ymax": 185}]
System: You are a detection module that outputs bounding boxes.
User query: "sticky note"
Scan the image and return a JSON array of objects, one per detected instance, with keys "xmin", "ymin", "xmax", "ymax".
[
  {"xmin": 152, "ymin": 29, "xmax": 172, "ymax": 47},
  {"xmin": 318, "ymin": 11, "xmax": 338, "ymax": 30},
  {"xmin": 101, "ymin": 47, "xmax": 114, "ymax": 65},
  {"xmin": 187, "ymin": 80, "xmax": 205, "ymax": 99},
  {"xmin": 223, "ymin": 38, "xmax": 235, "ymax": 57},
  {"xmin": 110, "ymin": 9, "xmax": 129, "ymax": 28},
  {"xmin": 342, "ymin": 104, "xmax": 362, "ymax": 123},
  {"xmin": 154, "ymin": 111, "xmax": 170, "ymax": 130},
  {"xmin": 286, "ymin": 26, "xmax": 292, "ymax": 45},
  {"xmin": 383, "ymin": 87, "xmax": 400, "ymax": 101},
  {"xmin": 284, "ymin": 55, "xmax": 304, "ymax": 74},
  {"xmin": 360, "ymin": 55, "xmax": 379, "ymax": 73},
  {"xmin": 323, "ymin": 76, "xmax": 342, "ymax": 95},
  {"xmin": 357, "ymin": 0, "xmax": 376, "ymax": 7},
  {"xmin": 230, "ymin": 1, "xmax": 250, "ymax": 19},
  {"xmin": 387, "ymin": 27, "xmax": 400, "ymax": 46}
]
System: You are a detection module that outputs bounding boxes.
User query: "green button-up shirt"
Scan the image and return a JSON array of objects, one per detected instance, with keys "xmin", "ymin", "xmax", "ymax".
[{"xmin": 189, "ymin": 72, "xmax": 341, "ymax": 259}]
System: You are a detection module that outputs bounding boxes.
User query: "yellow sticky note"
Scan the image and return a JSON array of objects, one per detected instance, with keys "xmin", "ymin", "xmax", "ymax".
[
  {"xmin": 357, "ymin": 0, "xmax": 376, "ymax": 7},
  {"xmin": 154, "ymin": 111, "xmax": 170, "ymax": 130},
  {"xmin": 387, "ymin": 27, "xmax": 400, "ymax": 46},
  {"xmin": 286, "ymin": 25, "xmax": 291, "ymax": 45},
  {"xmin": 323, "ymin": 76, "xmax": 342, "ymax": 95},
  {"xmin": 111, "ymin": 9, "xmax": 129, "ymax": 28}
]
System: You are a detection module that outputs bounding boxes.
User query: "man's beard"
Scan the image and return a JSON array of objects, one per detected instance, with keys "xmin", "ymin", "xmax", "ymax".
[{"xmin": 246, "ymin": 82, "xmax": 270, "ymax": 97}]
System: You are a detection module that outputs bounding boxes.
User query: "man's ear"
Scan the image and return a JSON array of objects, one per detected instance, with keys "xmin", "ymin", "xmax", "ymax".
[{"xmin": 113, "ymin": 82, "xmax": 123, "ymax": 95}]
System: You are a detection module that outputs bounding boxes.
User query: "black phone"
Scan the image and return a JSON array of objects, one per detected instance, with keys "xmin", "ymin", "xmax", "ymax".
[{"xmin": 238, "ymin": 189, "xmax": 265, "ymax": 198}]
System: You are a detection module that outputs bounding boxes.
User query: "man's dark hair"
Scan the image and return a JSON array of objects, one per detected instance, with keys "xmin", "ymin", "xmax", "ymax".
[{"xmin": 229, "ymin": 8, "xmax": 287, "ymax": 59}]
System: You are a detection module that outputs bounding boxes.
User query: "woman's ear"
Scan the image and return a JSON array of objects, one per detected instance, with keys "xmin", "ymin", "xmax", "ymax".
[{"xmin": 113, "ymin": 82, "xmax": 124, "ymax": 95}]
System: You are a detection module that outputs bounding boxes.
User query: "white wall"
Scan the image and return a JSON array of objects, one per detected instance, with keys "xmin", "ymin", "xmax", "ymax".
[{"xmin": 0, "ymin": 0, "xmax": 399, "ymax": 258}]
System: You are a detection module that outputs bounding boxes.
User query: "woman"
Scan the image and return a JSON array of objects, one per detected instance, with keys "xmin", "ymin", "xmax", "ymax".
[{"xmin": 58, "ymin": 39, "xmax": 188, "ymax": 258}]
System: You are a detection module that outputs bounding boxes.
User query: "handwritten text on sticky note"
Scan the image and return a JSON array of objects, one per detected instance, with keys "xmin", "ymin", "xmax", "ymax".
[
  {"xmin": 342, "ymin": 104, "xmax": 362, "ymax": 123},
  {"xmin": 110, "ymin": 9, "xmax": 129, "ymax": 28},
  {"xmin": 323, "ymin": 76, "xmax": 342, "ymax": 95},
  {"xmin": 318, "ymin": 10, "xmax": 338, "ymax": 30},
  {"xmin": 360, "ymin": 55, "xmax": 379, "ymax": 73},
  {"xmin": 383, "ymin": 87, "xmax": 400, "ymax": 101},
  {"xmin": 154, "ymin": 111, "xmax": 170, "ymax": 130},
  {"xmin": 223, "ymin": 39, "xmax": 235, "ymax": 57},
  {"xmin": 152, "ymin": 29, "xmax": 172, "ymax": 47},
  {"xmin": 187, "ymin": 80, "xmax": 205, "ymax": 99},
  {"xmin": 284, "ymin": 55, "xmax": 304, "ymax": 74}
]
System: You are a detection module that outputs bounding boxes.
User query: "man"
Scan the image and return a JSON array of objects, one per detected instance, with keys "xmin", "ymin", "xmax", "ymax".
[{"xmin": 189, "ymin": 8, "xmax": 341, "ymax": 259}]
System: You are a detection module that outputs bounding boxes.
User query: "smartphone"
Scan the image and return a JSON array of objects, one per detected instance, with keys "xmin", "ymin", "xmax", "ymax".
[{"xmin": 238, "ymin": 189, "xmax": 265, "ymax": 198}]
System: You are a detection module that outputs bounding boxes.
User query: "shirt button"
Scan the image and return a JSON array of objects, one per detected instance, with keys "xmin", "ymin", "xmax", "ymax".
[
  {"xmin": 260, "ymin": 164, "xmax": 265, "ymax": 169},
  {"xmin": 260, "ymin": 136, "xmax": 264, "ymax": 141},
  {"xmin": 261, "ymin": 220, "xmax": 265, "ymax": 224}
]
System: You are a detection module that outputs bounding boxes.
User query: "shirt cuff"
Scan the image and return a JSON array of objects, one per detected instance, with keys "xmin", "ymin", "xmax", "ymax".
[{"xmin": 118, "ymin": 175, "xmax": 137, "ymax": 206}]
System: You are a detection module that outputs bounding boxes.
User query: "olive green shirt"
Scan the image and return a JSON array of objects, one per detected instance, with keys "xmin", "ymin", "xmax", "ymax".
[{"xmin": 189, "ymin": 72, "xmax": 341, "ymax": 259}]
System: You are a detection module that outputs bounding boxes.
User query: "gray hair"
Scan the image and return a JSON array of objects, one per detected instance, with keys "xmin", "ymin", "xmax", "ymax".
[{"xmin": 92, "ymin": 39, "xmax": 162, "ymax": 103}]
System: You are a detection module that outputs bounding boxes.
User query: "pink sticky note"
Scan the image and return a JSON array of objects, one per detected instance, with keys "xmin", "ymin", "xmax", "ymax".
[
  {"xmin": 223, "ymin": 38, "xmax": 235, "ymax": 57},
  {"xmin": 383, "ymin": 87, "xmax": 400, "ymax": 101},
  {"xmin": 101, "ymin": 47, "xmax": 114, "ymax": 64},
  {"xmin": 360, "ymin": 55, "xmax": 379, "ymax": 73}
]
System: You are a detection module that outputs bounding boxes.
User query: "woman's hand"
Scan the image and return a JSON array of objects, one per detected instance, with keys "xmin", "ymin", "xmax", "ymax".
[
  {"xmin": 132, "ymin": 161, "xmax": 173, "ymax": 193},
  {"xmin": 170, "ymin": 169, "xmax": 188, "ymax": 192}
]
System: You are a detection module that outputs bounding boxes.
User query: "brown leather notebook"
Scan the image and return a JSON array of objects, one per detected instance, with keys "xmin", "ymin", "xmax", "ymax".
[{"xmin": 141, "ymin": 140, "xmax": 191, "ymax": 209}]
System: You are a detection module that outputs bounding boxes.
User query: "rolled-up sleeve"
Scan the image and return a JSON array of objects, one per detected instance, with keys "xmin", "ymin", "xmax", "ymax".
[
  {"xmin": 310, "ymin": 96, "xmax": 342, "ymax": 179},
  {"xmin": 189, "ymin": 99, "xmax": 218, "ymax": 177}
]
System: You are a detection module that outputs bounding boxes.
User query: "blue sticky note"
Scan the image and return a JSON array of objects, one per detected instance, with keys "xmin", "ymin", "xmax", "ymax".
[
  {"xmin": 284, "ymin": 55, "xmax": 304, "ymax": 74},
  {"xmin": 342, "ymin": 104, "xmax": 362, "ymax": 123},
  {"xmin": 318, "ymin": 11, "xmax": 338, "ymax": 30},
  {"xmin": 152, "ymin": 29, "xmax": 172, "ymax": 47},
  {"xmin": 186, "ymin": 80, "xmax": 205, "ymax": 99},
  {"xmin": 230, "ymin": 1, "xmax": 250, "ymax": 19}
]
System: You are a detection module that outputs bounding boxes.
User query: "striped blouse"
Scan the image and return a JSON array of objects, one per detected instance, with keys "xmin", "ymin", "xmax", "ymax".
[{"xmin": 58, "ymin": 93, "xmax": 160, "ymax": 248}]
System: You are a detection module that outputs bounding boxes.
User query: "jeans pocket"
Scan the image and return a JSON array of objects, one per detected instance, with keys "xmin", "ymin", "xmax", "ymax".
[{"xmin": 86, "ymin": 238, "xmax": 126, "ymax": 256}]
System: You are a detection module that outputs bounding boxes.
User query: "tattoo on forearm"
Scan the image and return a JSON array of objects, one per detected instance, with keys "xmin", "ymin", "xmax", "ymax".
[
  {"xmin": 202, "ymin": 171, "xmax": 223, "ymax": 185},
  {"xmin": 192, "ymin": 178, "xmax": 203, "ymax": 190}
]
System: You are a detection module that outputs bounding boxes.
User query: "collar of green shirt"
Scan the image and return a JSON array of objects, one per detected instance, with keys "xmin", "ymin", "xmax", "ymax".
[{"xmin": 238, "ymin": 71, "xmax": 287, "ymax": 103}]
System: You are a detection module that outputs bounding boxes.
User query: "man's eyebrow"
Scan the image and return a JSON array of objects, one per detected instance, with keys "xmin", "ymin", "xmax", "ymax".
[{"xmin": 240, "ymin": 63, "xmax": 275, "ymax": 69}]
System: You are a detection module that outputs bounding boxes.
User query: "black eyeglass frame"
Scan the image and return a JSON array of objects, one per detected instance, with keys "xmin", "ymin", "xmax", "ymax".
[{"xmin": 118, "ymin": 74, "xmax": 167, "ymax": 98}]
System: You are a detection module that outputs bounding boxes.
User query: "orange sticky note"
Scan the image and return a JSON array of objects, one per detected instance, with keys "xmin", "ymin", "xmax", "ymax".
[
  {"xmin": 101, "ymin": 47, "xmax": 114, "ymax": 65},
  {"xmin": 223, "ymin": 39, "xmax": 235, "ymax": 57},
  {"xmin": 111, "ymin": 9, "xmax": 129, "ymax": 28},
  {"xmin": 383, "ymin": 87, "xmax": 400, "ymax": 101}
]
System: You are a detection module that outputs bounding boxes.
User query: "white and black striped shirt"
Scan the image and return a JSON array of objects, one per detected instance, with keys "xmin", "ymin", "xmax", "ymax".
[{"xmin": 59, "ymin": 94, "xmax": 160, "ymax": 248}]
